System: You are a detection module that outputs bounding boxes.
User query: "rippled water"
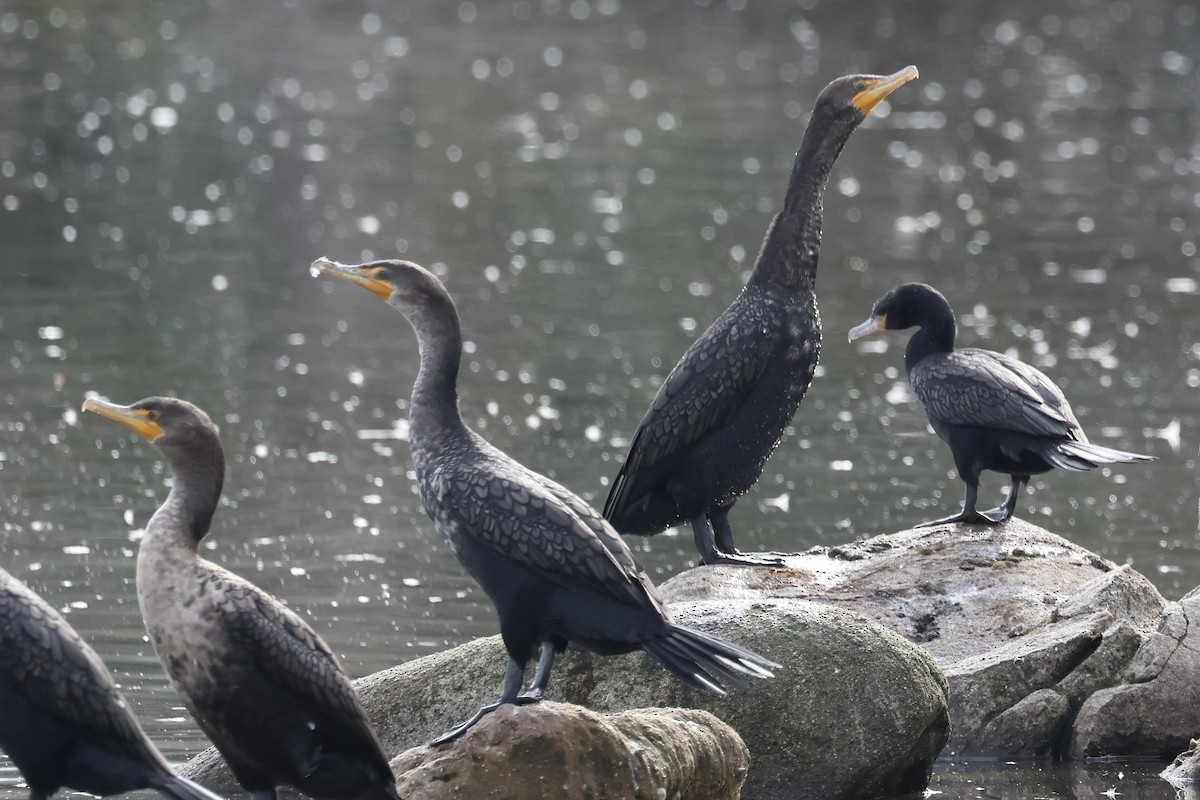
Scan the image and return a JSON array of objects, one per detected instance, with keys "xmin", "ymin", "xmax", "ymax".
[{"xmin": 1, "ymin": 1, "xmax": 1197, "ymax": 797}]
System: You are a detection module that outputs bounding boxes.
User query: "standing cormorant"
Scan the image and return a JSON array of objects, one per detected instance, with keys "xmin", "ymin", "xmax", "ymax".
[
  {"xmin": 603, "ymin": 67, "xmax": 920, "ymax": 566},
  {"xmin": 313, "ymin": 257, "xmax": 778, "ymax": 744},
  {"xmin": 847, "ymin": 282, "xmax": 1153, "ymax": 526},
  {"xmin": 81, "ymin": 397, "xmax": 398, "ymax": 800},
  {"xmin": 0, "ymin": 566, "xmax": 225, "ymax": 800}
]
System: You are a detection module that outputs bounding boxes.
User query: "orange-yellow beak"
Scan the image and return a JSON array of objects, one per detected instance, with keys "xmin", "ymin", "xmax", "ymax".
[
  {"xmin": 81, "ymin": 397, "xmax": 164, "ymax": 441},
  {"xmin": 851, "ymin": 65, "xmax": 920, "ymax": 115},
  {"xmin": 310, "ymin": 257, "xmax": 394, "ymax": 301}
]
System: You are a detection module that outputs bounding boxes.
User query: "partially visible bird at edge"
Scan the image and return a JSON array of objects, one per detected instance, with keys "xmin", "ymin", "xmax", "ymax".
[
  {"xmin": 847, "ymin": 282, "xmax": 1153, "ymax": 527},
  {"xmin": 0, "ymin": 566, "xmax": 227, "ymax": 800},
  {"xmin": 603, "ymin": 66, "xmax": 920, "ymax": 566},
  {"xmin": 313, "ymin": 257, "xmax": 779, "ymax": 745}
]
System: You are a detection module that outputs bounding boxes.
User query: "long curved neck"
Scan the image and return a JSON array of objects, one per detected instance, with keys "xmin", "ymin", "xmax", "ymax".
[
  {"xmin": 403, "ymin": 296, "xmax": 471, "ymax": 465},
  {"xmin": 904, "ymin": 312, "xmax": 956, "ymax": 373},
  {"xmin": 146, "ymin": 436, "xmax": 225, "ymax": 553},
  {"xmin": 749, "ymin": 113, "xmax": 853, "ymax": 292}
]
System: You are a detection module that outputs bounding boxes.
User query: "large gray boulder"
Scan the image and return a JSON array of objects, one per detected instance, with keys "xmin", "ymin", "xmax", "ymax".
[
  {"xmin": 184, "ymin": 599, "xmax": 950, "ymax": 800},
  {"xmin": 553, "ymin": 601, "xmax": 950, "ymax": 800},
  {"xmin": 391, "ymin": 703, "xmax": 748, "ymax": 800},
  {"xmin": 661, "ymin": 519, "xmax": 1175, "ymax": 759}
]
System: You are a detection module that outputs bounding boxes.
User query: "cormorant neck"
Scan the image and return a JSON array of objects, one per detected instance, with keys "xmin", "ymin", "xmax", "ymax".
[
  {"xmin": 749, "ymin": 113, "xmax": 856, "ymax": 292},
  {"xmin": 904, "ymin": 312, "xmax": 957, "ymax": 373},
  {"xmin": 151, "ymin": 434, "xmax": 225, "ymax": 550},
  {"xmin": 401, "ymin": 296, "xmax": 471, "ymax": 462}
]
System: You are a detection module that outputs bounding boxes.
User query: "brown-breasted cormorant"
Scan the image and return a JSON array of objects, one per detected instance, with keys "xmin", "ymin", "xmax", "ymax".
[
  {"xmin": 0, "ymin": 566, "xmax": 226, "ymax": 800},
  {"xmin": 81, "ymin": 397, "xmax": 399, "ymax": 800},
  {"xmin": 847, "ymin": 282, "xmax": 1153, "ymax": 526},
  {"xmin": 603, "ymin": 67, "xmax": 919, "ymax": 566},
  {"xmin": 313, "ymin": 257, "xmax": 778, "ymax": 744}
]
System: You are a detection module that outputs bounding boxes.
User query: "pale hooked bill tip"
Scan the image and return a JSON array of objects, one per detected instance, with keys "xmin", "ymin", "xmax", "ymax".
[
  {"xmin": 309, "ymin": 257, "xmax": 343, "ymax": 278},
  {"xmin": 847, "ymin": 317, "xmax": 883, "ymax": 343}
]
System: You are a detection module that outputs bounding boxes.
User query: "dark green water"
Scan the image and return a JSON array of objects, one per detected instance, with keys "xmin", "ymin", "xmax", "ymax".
[{"xmin": 1, "ymin": 1, "xmax": 1198, "ymax": 797}]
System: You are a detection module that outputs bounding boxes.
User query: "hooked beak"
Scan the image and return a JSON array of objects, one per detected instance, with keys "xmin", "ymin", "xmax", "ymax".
[
  {"xmin": 310, "ymin": 257, "xmax": 393, "ymax": 301},
  {"xmin": 851, "ymin": 65, "xmax": 920, "ymax": 115},
  {"xmin": 81, "ymin": 397, "xmax": 164, "ymax": 442},
  {"xmin": 848, "ymin": 316, "xmax": 886, "ymax": 343}
]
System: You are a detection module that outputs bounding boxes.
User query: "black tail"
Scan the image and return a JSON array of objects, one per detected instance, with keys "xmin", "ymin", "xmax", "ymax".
[
  {"xmin": 1044, "ymin": 440, "xmax": 1154, "ymax": 472},
  {"xmin": 155, "ymin": 775, "xmax": 229, "ymax": 800},
  {"xmin": 642, "ymin": 624, "xmax": 778, "ymax": 694}
]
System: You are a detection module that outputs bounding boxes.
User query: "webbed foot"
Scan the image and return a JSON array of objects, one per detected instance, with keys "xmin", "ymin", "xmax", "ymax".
[
  {"xmin": 979, "ymin": 505, "xmax": 1016, "ymax": 523},
  {"xmin": 915, "ymin": 509, "xmax": 1005, "ymax": 528},
  {"xmin": 700, "ymin": 550, "xmax": 795, "ymax": 567}
]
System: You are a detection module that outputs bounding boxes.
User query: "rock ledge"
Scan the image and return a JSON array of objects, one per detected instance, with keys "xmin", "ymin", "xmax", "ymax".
[{"xmin": 392, "ymin": 703, "xmax": 748, "ymax": 800}]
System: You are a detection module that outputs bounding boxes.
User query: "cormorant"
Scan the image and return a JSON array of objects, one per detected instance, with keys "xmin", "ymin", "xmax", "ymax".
[
  {"xmin": 313, "ymin": 257, "xmax": 778, "ymax": 744},
  {"xmin": 603, "ymin": 67, "xmax": 920, "ymax": 566},
  {"xmin": 81, "ymin": 397, "xmax": 399, "ymax": 800},
  {"xmin": 847, "ymin": 282, "xmax": 1153, "ymax": 526},
  {"xmin": 0, "ymin": 566, "xmax": 225, "ymax": 800}
]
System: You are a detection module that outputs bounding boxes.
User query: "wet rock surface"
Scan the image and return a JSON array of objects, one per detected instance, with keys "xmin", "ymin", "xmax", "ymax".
[{"xmin": 1162, "ymin": 738, "xmax": 1200, "ymax": 788}]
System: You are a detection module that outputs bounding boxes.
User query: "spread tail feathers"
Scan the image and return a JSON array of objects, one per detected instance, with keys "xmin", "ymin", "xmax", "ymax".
[
  {"xmin": 155, "ymin": 775, "xmax": 229, "ymax": 800},
  {"xmin": 643, "ymin": 625, "xmax": 778, "ymax": 693},
  {"xmin": 1044, "ymin": 440, "xmax": 1154, "ymax": 472}
]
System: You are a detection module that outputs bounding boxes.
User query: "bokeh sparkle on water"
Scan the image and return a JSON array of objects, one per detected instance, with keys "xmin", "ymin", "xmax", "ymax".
[{"xmin": 1, "ymin": 1, "xmax": 1197, "ymax": 797}]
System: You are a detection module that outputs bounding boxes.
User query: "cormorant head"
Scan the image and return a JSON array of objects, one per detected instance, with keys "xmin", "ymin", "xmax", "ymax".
[
  {"xmin": 84, "ymin": 395, "xmax": 225, "ymax": 540},
  {"xmin": 311, "ymin": 257, "xmax": 454, "ymax": 321},
  {"xmin": 812, "ymin": 66, "xmax": 919, "ymax": 131},
  {"xmin": 848, "ymin": 282, "xmax": 953, "ymax": 340},
  {"xmin": 82, "ymin": 395, "xmax": 218, "ymax": 447}
]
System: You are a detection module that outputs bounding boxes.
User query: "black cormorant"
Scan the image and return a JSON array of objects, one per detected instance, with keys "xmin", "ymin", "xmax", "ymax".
[
  {"xmin": 603, "ymin": 67, "xmax": 920, "ymax": 566},
  {"xmin": 313, "ymin": 257, "xmax": 778, "ymax": 744},
  {"xmin": 0, "ymin": 566, "xmax": 225, "ymax": 800},
  {"xmin": 81, "ymin": 397, "xmax": 398, "ymax": 800},
  {"xmin": 847, "ymin": 282, "xmax": 1153, "ymax": 526}
]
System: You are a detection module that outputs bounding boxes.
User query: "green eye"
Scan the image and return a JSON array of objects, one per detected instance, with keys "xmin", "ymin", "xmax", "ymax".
[
  {"xmin": 854, "ymin": 81, "xmax": 867, "ymax": 92},
  {"xmin": 147, "ymin": 410, "xmax": 160, "ymax": 421}
]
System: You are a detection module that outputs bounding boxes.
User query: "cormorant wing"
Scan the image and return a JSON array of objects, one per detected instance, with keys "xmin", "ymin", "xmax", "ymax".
[
  {"xmin": 910, "ymin": 350, "xmax": 1075, "ymax": 438},
  {"xmin": 984, "ymin": 350, "xmax": 1086, "ymax": 438},
  {"xmin": 216, "ymin": 580, "xmax": 388, "ymax": 754},
  {"xmin": 0, "ymin": 575, "xmax": 166, "ymax": 767},
  {"xmin": 537, "ymin": 475, "xmax": 670, "ymax": 616},
  {"xmin": 434, "ymin": 444, "xmax": 662, "ymax": 613},
  {"xmin": 605, "ymin": 303, "xmax": 778, "ymax": 515}
]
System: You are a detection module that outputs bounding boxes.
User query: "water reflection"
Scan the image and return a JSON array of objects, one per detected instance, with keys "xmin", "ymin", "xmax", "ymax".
[
  {"xmin": 931, "ymin": 760, "xmax": 1185, "ymax": 799},
  {"xmin": 1, "ymin": 0, "xmax": 1197, "ymax": 797}
]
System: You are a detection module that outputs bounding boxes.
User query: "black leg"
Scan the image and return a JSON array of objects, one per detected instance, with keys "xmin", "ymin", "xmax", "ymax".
[
  {"xmin": 981, "ymin": 475, "xmax": 1025, "ymax": 522},
  {"xmin": 691, "ymin": 510, "xmax": 790, "ymax": 566},
  {"xmin": 691, "ymin": 514, "xmax": 723, "ymax": 564},
  {"xmin": 917, "ymin": 481, "xmax": 1007, "ymax": 527},
  {"xmin": 430, "ymin": 657, "xmax": 529, "ymax": 745},
  {"xmin": 520, "ymin": 642, "xmax": 556, "ymax": 701},
  {"xmin": 711, "ymin": 504, "xmax": 738, "ymax": 554},
  {"xmin": 250, "ymin": 790, "xmax": 277, "ymax": 800}
]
